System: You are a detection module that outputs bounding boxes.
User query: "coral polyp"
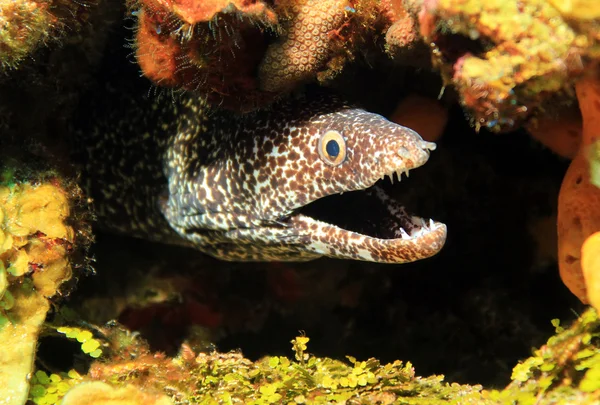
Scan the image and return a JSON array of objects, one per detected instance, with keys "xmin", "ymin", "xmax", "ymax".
[
  {"xmin": 259, "ymin": 0, "xmax": 350, "ymax": 92},
  {"xmin": 259, "ymin": 0, "xmax": 385, "ymax": 93}
]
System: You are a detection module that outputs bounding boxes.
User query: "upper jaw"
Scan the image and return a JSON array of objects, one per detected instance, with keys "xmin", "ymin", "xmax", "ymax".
[{"xmin": 370, "ymin": 138, "xmax": 437, "ymax": 186}]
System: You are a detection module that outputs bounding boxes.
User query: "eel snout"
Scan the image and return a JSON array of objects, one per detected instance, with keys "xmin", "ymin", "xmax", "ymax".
[{"xmin": 370, "ymin": 130, "xmax": 437, "ymax": 186}]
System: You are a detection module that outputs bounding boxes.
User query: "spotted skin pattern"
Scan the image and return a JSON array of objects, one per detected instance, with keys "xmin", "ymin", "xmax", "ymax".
[{"xmin": 80, "ymin": 90, "xmax": 447, "ymax": 262}]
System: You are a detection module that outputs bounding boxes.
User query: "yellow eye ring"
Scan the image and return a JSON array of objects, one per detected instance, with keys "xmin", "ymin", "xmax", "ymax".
[{"xmin": 318, "ymin": 130, "xmax": 346, "ymax": 166}]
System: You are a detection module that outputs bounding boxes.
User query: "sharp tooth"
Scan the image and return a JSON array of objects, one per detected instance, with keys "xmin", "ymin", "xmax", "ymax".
[
  {"xmin": 420, "ymin": 218, "xmax": 427, "ymax": 227},
  {"xmin": 404, "ymin": 170, "xmax": 410, "ymax": 178},
  {"xmin": 400, "ymin": 228, "xmax": 411, "ymax": 239},
  {"xmin": 388, "ymin": 173, "xmax": 394, "ymax": 184},
  {"xmin": 429, "ymin": 218, "xmax": 435, "ymax": 229}
]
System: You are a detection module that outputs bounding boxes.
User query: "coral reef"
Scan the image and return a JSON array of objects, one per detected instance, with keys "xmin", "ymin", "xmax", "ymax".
[
  {"xmin": 25, "ymin": 308, "xmax": 600, "ymax": 404},
  {"xmin": 129, "ymin": 0, "xmax": 278, "ymax": 110},
  {"xmin": 258, "ymin": 0, "xmax": 383, "ymax": 93},
  {"xmin": 60, "ymin": 381, "xmax": 172, "ymax": 405},
  {"xmin": 551, "ymin": 0, "xmax": 600, "ymax": 63},
  {"xmin": 129, "ymin": 0, "xmax": 394, "ymax": 109},
  {"xmin": 556, "ymin": 152, "xmax": 599, "ymax": 303},
  {"xmin": 381, "ymin": 0, "xmax": 431, "ymax": 67},
  {"xmin": 40, "ymin": 329, "xmax": 493, "ymax": 404},
  {"xmin": 418, "ymin": 0, "xmax": 585, "ymax": 132},
  {"xmin": 488, "ymin": 308, "xmax": 600, "ymax": 404},
  {"xmin": 557, "ymin": 73, "xmax": 600, "ymax": 303},
  {"xmin": 67, "ymin": 92, "xmax": 577, "ymax": 385},
  {"xmin": 0, "ymin": 0, "xmax": 94, "ymax": 70},
  {"xmin": 1, "ymin": 0, "xmax": 600, "ymax": 404},
  {"xmin": 0, "ymin": 178, "xmax": 76, "ymax": 404},
  {"xmin": 0, "ymin": 0, "xmax": 55, "ymax": 69},
  {"xmin": 258, "ymin": 0, "xmax": 351, "ymax": 92}
]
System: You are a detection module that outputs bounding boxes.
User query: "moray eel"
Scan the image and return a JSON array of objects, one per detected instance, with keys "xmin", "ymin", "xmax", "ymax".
[{"xmin": 78, "ymin": 86, "xmax": 447, "ymax": 262}]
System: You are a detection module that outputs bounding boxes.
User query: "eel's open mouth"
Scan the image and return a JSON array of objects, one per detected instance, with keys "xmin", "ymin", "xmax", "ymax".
[
  {"xmin": 298, "ymin": 180, "xmax": 440, "ymax": 240},
  {"xmin": 293, "ymin": 170, "xmax": 447, "ymax": 263}
]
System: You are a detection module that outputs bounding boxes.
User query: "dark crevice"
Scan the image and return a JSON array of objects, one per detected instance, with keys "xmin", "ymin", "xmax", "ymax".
[
  {"xmin": 296, "ymin": 180, "xmax": 417, "ymax": 239},
  {"xmin": 432, "ymin": 32, "xmax": 493, "ymax": 66}
]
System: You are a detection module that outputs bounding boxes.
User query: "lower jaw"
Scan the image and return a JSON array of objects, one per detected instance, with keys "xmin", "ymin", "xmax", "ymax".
[{"xmin": 292, "ymin": 214, "xmax": 448, "ymax": 264}]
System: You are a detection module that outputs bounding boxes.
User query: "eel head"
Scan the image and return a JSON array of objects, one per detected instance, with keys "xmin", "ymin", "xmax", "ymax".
[
  {"xmin": 284, "ymin": 106, "xmax": 447, "ymax": 263},
  {"xmin": 165, "ymin": 96, "xmax": 447, "ymax": 263}
]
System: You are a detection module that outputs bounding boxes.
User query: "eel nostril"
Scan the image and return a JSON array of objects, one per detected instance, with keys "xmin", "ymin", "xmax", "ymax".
[
  {"xmin": 397, "ymin": 146, "xmax": 411, "ymax": 159},
  {"xmin": 421, "ymin": 141, "xmax": 437, "ymax": 151}
]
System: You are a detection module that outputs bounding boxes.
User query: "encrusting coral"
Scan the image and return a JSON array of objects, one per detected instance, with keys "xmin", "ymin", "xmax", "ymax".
[
  {"xmin": 130, "ymin": 0, "xmax": 397, "ymax": 109},
  {"xmin": 0, "ymin": 0, "xmax": 94, "ymax": 70},
  {"xmin": 418, "ymin": 0, "xmax": 583, "ymax": 133},
  {"xmin": 0, "ymin": 178, "xmax": 76, "ymax": 405},
  {"xmin": 129, "ymin": 0, "xmax": 278, "ymax": 110},
  {"xmin": 60, "ymin": 381, "xmax": 173, "ymax": 405},
  {"xmin": 381, "ymin": 0, "xmax": 431, "ymax": 67}
]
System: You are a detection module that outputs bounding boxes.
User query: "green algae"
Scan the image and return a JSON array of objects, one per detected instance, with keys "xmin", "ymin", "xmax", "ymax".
[
  {"xmin": 21, "ymin": 307, "xmax": 600, "ymax": 405},
  {"xmin": 29, "ymin": 370, "xmax": 83, "ymax": 405},
  {"xmin": 60, "ymin": 329, "xmax": 491, "ymax": 404},
  {"xmin": 56, "ymin": 326, "xmax": 104, "ymax": 359},
  {"xmin": 487, "ymin": 308, "xmax": 600, "ymax": 404}
]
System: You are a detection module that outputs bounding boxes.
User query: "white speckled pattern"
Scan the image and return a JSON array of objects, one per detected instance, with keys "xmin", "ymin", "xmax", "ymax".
[{"xmin": 81, "ymin": 91, "xmax": 447, "ymax": 262}]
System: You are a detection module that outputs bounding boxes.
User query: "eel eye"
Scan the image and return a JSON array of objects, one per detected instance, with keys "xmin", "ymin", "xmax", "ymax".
[{"xmin": 318, "ymin": 130, "xmax": 346, "ymax": 166}]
